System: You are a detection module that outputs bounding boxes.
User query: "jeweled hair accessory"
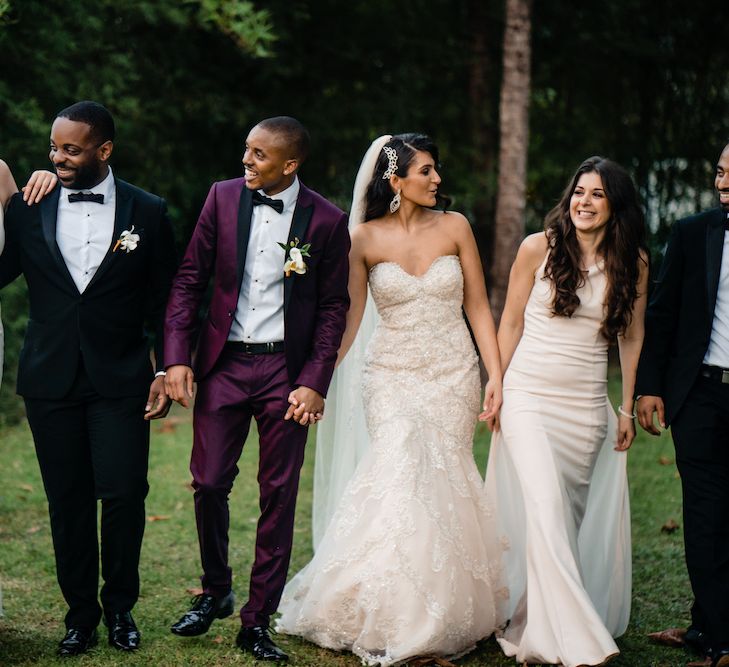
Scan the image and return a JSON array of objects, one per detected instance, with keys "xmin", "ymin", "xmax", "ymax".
[{"xmin": 381, "ymin": 146, "xmax": 398, "ymax": 180}]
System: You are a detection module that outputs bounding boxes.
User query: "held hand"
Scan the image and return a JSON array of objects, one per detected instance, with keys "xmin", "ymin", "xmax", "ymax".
[
  {"xmin": 615, "ymin": 414, "xmax": 636, "ymax": 451},
  {"xmin": 284, "ymin": 386, "xmax": 325, "ymax": 426},
  {"xmin": 22, "ymin": 170, "xmax": 58, "ymax": 204},
  {"xmin": 145, "ymin": 375, "xmax": 171, "ymax": 420},
  {"xmin": 479, "ymin": 378, "xmax": 503, "ymax": 432},
  {"xmin": 164, "ymin": 365, "xmax": 195, "ymax": 408},
  {"xmin": 637, "ymin": 395, "xmax": 665, "ymax": 436}
]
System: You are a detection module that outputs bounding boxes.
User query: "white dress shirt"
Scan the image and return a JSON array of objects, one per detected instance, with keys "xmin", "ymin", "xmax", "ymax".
[
  {"xmin": 704, "ymin": 214, "xmax": 729, "ymax": 368},
  {"xmin": 56, "ymin": 168, "xmax": 116, "ymax": 293},
  {"xmin": 228, "ymin": 177, "xmax": 300, "ymax": 343}
]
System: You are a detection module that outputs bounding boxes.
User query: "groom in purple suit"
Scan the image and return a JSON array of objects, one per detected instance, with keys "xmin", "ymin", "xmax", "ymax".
[{"xmin": 164, "ymin": 117, "xmax": 350, "ymax": 661}]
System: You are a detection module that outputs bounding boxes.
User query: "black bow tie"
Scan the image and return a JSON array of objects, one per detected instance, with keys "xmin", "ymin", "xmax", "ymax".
[
  {"xmin": 68, "ymin": 192, "xmax": 104, "ymax": 204},
  {"xmin": 252, "ymin": 190, "xmax": 284, "ymax": 214}
]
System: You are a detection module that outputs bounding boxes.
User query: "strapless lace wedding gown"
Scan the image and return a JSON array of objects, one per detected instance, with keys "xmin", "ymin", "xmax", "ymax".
[
  {"xmin": 485, "ymin": 256, "xmax": 631, "ymax": 667},
  {"xmin": 277, "ymin": 255, "xmax": 506, "ymax": 665}
]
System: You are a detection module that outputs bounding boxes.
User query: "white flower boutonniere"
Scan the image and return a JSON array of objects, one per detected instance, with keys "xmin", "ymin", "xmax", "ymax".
[
  {"xmin": 278, "ymin": 237, "xmax": 311, "ymax": 277},
  {"xmin": 113, "ymin": 225, "xmax": 140, "ymax": 253}
]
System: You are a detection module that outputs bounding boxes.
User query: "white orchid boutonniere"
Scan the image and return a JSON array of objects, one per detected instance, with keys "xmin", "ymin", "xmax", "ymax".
[
  {"xmin": 112, "ymin": 225, "xmax": 140, "ymax": 253},
  {"xmin": 278, "ymin": 237, "xmax": 311, "ymax": 277}
]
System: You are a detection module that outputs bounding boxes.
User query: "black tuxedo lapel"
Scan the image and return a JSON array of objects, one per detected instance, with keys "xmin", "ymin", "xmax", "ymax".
[
  {"xmin": 236, "ymin": 186, "xmax": 254, "ymax": 287},
  {"xmin": 284, "ymin": 198, "xmax": 313, "ymax": 315},
  {"xmin": 86, "ymin": 179, "xmax": 134, "ymax": 291},
  {"xmin": 706, "ymin": 208, "xmax": 725, "ymax": 317},
  {"xmin": 39, "ymin": 188, "xmax": 78, "ymax": 291}
]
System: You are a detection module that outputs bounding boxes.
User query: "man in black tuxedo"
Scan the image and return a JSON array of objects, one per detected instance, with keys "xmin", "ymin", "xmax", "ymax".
[
  {"xmin": 0, "ymin": 101, "xmax": 177, "ymax": 656},
  {"xmin": 637, "ymin": 142, "xmax": 729, "ymax": 667}
]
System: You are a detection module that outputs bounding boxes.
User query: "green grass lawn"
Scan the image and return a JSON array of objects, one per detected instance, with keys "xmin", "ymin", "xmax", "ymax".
[{"xmin": 0, "ymin": 379, "xmax": 695, "ymax": 666}]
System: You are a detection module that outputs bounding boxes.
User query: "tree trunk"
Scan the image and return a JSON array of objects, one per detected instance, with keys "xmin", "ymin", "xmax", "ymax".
[
  {"xmin": 489, "ymin": 0, "xmax": 532, "ymax": 324},
  {"xmin": 467, "ymin": 0, "xmax": 497, "ymax": 271}
]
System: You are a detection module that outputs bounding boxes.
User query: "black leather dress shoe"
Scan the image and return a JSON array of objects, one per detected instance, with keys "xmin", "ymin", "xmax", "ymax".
[
  {"xmin": 58, "ymin": 627, "xmax": 98, "ymax": 656},
  {"xmin": 236, "ymin": 625, "xmax": 288, "ymax": 661},
  {"xmin": 105, "ymin": 611, "xmax": 140, "ymax": 651},
  {"xmin": 170, "ymin": 591, "xmax": 235, "ymax": 636},
  {"xmin": 712, "ymin": 649, "xmax": 729, "ymax": 667}
]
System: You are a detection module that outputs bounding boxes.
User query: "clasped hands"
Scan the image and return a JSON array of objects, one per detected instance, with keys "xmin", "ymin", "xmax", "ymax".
[
  {"xmin": 164, "ymin": 364, "xmax": 323, "ymax": 425},
  {"xmin": 478, "ymin": 378, "xmax": 502, "ymax": 432}
]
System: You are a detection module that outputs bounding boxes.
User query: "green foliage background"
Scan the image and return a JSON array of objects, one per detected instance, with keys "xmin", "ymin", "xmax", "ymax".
[{"xmin": 2, "ymin": 0, "xmax": 729, "ymax": 420}]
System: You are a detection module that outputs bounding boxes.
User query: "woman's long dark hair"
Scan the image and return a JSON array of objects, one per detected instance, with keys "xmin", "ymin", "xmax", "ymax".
[
  {"xmin": 544, "ymin": 156, "xmax": 648, "ymax": 340},
  {"xmin": 363, "ymin": 133, "xmax": 450, "ymax": 221}
]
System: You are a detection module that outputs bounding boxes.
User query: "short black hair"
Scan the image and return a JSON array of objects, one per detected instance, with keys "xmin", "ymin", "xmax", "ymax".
[
  {"xmin": 256, "ymin": 116, "xmax": 310, "ymax": 163},
  {"xmin": 56, "ymin": 101, "xmax": 115, "ymax": 144}
]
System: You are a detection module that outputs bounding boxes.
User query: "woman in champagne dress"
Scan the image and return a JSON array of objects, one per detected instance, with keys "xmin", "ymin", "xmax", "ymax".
[
  {"xmin": 485, "ymin": 156, "xmax": 649, "ymax": 666},
  {"xmin": 0, "ymin": 162, "xmax": 57, "ymax": 387},
  {"xmin": 276, "ymin": 134, "xmax": 507, "ymax": 665},
  {"xmin": 0, "ymin": 161, "xmax": 56, "ymax": 617}
]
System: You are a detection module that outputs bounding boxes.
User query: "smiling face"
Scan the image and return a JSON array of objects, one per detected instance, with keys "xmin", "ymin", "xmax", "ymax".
[
  {"xmin": 394, "ymin": 150, "xmax": 441, "ymax": 208},
  {"xmin": 715, "ymin": 144, "xmax": 729, "ymax": 211},
  {"xmin": 49, "ymin": 117, "xmax": 112, "ymax": 189},
  {"xmin": 569, "ymin": 171, "xmax": 611, "ymax": 234},
  {"xmin": 241, "ymin": 125, "xmax": 298, "ymax": 195}
]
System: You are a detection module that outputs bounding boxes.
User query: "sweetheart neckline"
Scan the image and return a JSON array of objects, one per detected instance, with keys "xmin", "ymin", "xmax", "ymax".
[{"xmin": 368, "ymin": 254, "xmax": 459, "ymax": 279}]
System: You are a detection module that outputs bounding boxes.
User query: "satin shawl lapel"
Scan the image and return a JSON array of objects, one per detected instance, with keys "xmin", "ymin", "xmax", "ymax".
[
  {"xmin": 86, "ymin": 178, "xmax": 134, "ymax": 291},
  {"xmin": 39, "ymin": 188, "xmax": 77, "ymax": 291},
  {"xmin": 284, "ymin": 187, "xmax": 314, "ymax": 315},
  {"xmin": 236, "ymin": 186, "xmax": 254, "ymax": 287},
  {"xmin": 706, "ymin": 208, "xmax": 725, "ymax": 317}
]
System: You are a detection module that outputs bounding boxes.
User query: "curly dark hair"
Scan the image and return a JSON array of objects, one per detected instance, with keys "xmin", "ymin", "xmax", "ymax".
[
  {"xmin": 364, "ymin": 133, "xmax": 450, "ymax": 221},
  {"xmin": 543, "ymin": 156, "xmax": 648, "ymax": 340}
]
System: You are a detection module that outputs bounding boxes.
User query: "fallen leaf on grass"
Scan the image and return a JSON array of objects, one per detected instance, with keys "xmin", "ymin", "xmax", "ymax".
[
  {"xmin": 647, "ymin": 627, "xmax": 686, "ymax": 647},
  {"xmin": 408, "ymin": 657, "xmax": 458, "ymax": 667},
  {"xmin": 186, "ymin": 587, "xmax": 204, "ymax": 596},
  {"xmin": 175, "ymin": 501, "xmax": 184, "ymax": 511},
  {"xmin": 658, "ymin": 456, "xmax": 674, "ymax": 466},
  {"xmin": 156, "ymin": 416, "xmax": 187, "ymax": 434},
  {"xmin": 18, "ymin": 483, "xmax": 33, "ymax": 492},
  {"xmin": 661, "ymin": 519, "xmax": 680, "ymax": 534},
  {"xmin": 211, "ymin": 635, "xmax": 224, "ymax": 644},
  {"xmin": 27, "ymin": 525, "xmax": 42, "ymax": 534},
  {"xmin": 146, "ymin": 515, "xmax": 170, "ymax": 522}
]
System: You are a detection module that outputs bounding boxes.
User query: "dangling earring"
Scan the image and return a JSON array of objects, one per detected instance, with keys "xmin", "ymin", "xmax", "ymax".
[{"xmin": 389, "ymin": 190, "xmax": 401, "ymax": 213}]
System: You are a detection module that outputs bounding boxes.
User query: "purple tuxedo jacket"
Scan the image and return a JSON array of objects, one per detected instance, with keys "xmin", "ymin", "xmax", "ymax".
[{"xmin": 164, "ymin": 178, "xmax": 350, "ymax": 396}]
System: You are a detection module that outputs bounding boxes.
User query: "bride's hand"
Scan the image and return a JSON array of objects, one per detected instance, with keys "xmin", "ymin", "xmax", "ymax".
[
  {"xmin": 615, "ymin": 414, "xmax": 635, "ymax": 451},
  {"xmin": 479, "ymin": 378, "xmax": 502, "ymax": 431}
]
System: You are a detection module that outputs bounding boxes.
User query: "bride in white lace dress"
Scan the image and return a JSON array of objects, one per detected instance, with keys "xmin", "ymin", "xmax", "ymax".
[{"xmin": 276, "ymin": 134, "xmax": 507, "ymax": 665}]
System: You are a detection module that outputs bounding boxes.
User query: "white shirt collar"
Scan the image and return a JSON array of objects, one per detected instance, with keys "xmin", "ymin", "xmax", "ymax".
[
  {"xmin": 64, "ymin": 167, "xmax": 115, "ymax": 202},
  {"xmin": 258, "ymin": 176, "xmax": 299, "ymax": 215}
]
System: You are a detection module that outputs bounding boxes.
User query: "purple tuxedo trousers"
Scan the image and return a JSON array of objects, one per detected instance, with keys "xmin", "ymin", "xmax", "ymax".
[{"xmin": 191, "ymin": 346, "xmax": 308, "ymax": 626}]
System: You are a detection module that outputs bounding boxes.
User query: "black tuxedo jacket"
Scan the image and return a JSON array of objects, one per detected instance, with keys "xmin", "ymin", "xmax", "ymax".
[
  {"xmin": 636, "ymin": 207, "xmax": 726, "ymax": 424},
  {"xmin": 0, "ymin": 178, "xmax": 177, "ymax": 399}
]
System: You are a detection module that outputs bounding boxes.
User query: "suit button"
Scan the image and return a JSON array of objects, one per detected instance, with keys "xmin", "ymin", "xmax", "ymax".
[{"xmin": 227, "ymin": 311, "xmax": 233, "ymax": 317}]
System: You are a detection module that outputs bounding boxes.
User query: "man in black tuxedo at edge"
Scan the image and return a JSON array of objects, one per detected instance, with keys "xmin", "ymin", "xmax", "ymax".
[
  {"xmin": 636, "ymin": 142, "xmax": 729, "ymax": 667},
  {"xmin": 0, "ymin": 101, "xmax": 177, "ymax": 656}
]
